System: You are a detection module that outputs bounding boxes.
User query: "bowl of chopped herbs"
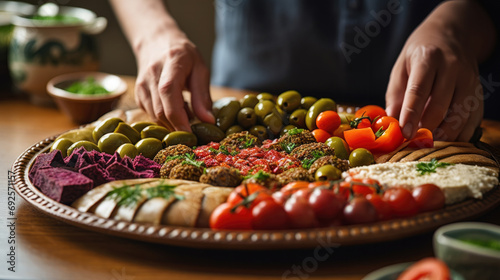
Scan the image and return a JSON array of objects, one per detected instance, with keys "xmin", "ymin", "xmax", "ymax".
[{"xmin": 47, "ymin": 72, "xmax": 127, "ymax": 124}]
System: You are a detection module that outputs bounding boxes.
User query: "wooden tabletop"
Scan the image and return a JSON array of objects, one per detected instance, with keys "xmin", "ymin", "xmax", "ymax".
[{"xmin": 1, "ymin": 76, "xmax": 499, "ymax": 280}]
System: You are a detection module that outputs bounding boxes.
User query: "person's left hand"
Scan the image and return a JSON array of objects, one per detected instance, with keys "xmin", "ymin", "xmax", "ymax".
[{"xmin": 385, "ymin": 20, "xmax": 483, "ymax": 142}]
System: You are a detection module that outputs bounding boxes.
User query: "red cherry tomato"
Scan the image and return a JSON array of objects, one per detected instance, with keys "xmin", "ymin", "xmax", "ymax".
[
  {"xmin": 355, "ymin": 105, "xmax": 387, "ymax": 122},
  {"xmin": 308, "ymin": 188, "xmax": 344, "ymax": 222},
  {"xmin": 383, "ymin": 188, "xmax": 419, "ymax": 218},
  {"xmin": 252, "ymin": 200, "xmax": 289, "ymax": 230},
  {"xmin": 271, "ymin": 191, "xmax": 288, "ymax": 206},
  {"xmin": 366, "ymin": 193, "xmax": 393, "ymax": 220},
  {"xmin": 284, "ymin": 196, "xmax": 318, "ymax": 229},
  {"xmin": 412, "ymin": 184, "xmax": 445, "ymax": 212},
  {"xmin": 343, "ymin": 197, "xmax": 378, "ymax": 224},
  {"xmin": 397, "ymin": 258, "xmax": 450, "ymax": 280},
  {"xmin": 227, "ymin": 183, "xmax": 272, "ymax": 207},
  {"xmin": 408, "ymin": 128, "xmax": 434, "ymax": 149},
  {"xmin": 280, "ymin": 181, "xmax": 310, "ymax": 195},
  {"xmin": 312, "ymin": 129, "xmax": 332, "ymax": 143},
  {"xmin": 372, "ymin": 116, "xmax": 399, "ymax": 133},
  {"xmin": 210, "ymin": 203, "xmax": 253, "ymax": 230},
  {"xmin": 316, "ymin": 111, "xmax": 341, "ymax": 133}
]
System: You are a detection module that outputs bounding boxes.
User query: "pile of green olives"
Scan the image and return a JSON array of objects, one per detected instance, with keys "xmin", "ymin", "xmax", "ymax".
[
  {"xmin": 215, "ymin": 91, "xmax": 337, "ymax": 140},
  {"xmin": 51, "ymin": 117, "xmax": 199, "ymax": 159}
]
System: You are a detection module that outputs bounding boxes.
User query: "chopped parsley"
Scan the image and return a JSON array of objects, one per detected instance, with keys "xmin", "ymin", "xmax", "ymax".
[
  {"xmin": 241, "ymin": 137, "xmax": 255, "ymax": 149},
  {"xmin": 182, "ymin": 153, "xmax": 205, "ymax": 168},
  {"xmin": 416, "ymin": 159, "xmax": 452, "ymax": 175},
  {"xmin": 244, "ymin": 170, "xmax": 270, "ymax": 181},
  {"xmin": 65, "ymin": 77, "xmax": 110, "ymax": 95},
  {"xmin": 301, "ymin": 151, "xmax": 326, "ymax": 169},
  {"xmin": 281, "ymin": 142, "xmax": 296, "ymax": 154},
  {"xmin": 287, "ymin": 128, "xmax": 304, "ymax": 135}
]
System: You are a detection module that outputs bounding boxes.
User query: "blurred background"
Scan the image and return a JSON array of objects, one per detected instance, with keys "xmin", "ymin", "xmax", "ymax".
[{"xmin": 20, "ymin": 0, "xmax": 216, "ymax": 76}]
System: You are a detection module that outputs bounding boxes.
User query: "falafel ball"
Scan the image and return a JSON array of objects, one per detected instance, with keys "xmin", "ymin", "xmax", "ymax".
[
  {"xmin": 275, "ymin": 129, "xmax": 316, "ymax": 152},
  {"xmin": 169, "ymin": 163, "xmax": 204, "ymax": 181},
  {"xmin": 290, "ymin": 142, "xmax": 335, "ymax": 161},
  {"xmin": 308, "ymin": 155, "xmax": 350, "ymax": 175},
  {"xmin": 199, "ymin": 166, "xmax": 243, "ymax": 187},
  {"xmin": 153, "ymin": 144, "xmax": 193, "ymax": 165},
  {"xmin": 220, "ymin": 131, "xmax": 261, "ymax": 151},
  {"xmin": 276, "ymin": 167, "xmax": 314, "ymax": 185},
  {"xmin": 159, "ymin": 158, "xmax": 184, "ymax": 178}
]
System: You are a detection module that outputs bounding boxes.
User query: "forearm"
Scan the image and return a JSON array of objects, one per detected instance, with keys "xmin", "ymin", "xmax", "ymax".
[
  {"xmin": 422, "ymin": 0, "xmax": 496, "ymax": 62},
  {"xmin": 109, "ymin": 0, "xmax": 184, "ymax": 54}
]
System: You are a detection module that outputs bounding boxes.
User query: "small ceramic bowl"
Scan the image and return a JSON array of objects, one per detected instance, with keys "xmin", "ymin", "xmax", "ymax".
[
  {"xmin": 434, "ymin": 222, "xmax": 500, "ymax": 280},
  {"xmin": 47, "ymin": 72, "xmax": 127, "ymax": 124}
]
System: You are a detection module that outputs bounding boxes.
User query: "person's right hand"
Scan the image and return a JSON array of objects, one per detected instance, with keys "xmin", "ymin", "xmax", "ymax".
[{"xmin": 134, "ymin": 29, "xmax": 214, "ymax": 132}]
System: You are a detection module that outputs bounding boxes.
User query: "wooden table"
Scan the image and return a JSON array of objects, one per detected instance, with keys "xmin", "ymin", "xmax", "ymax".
[{"xmin": 1, "ymin": 76, "xmax": 499, "ymax": 280}]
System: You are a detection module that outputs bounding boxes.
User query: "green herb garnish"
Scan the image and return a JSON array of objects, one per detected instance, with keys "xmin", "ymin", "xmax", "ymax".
[
  {"xmin": 288, "ymin": 128, "xmax": 304, "ymax": 135},
  {"xmin": 416, "ymin": 159, "xmax": 452, "ymax": 175},
  {"xmin": 242, "ymin": 137, "xmax": 255, "ymax": 149},
  {"xmin": 460, "ymin": 238, "xmax": 500, "ymax": 251},
  {"xmin": 281, "ymin": 142, "xmax": 296, "ymax": 154},
  {"xmin": 65, "ymin": 77, "xmax": 110, "ymax": 95},
  {"xmin": 244, "ymin": 170, "xmax": 270, "ymax": 180},
  {"xmin": 146, "ymin": 183, "xmax": 184, "ymax": 201},
  {"xmin": 106, "ymin": 184, "xmax": 142, "ymax": 207},
  {"xmin": 182, "ymin": 153, "xmax": 205, "ymax": 168},
  {"xmin": 301, "ymin": 151, "xmax": 326, "ymax": 169}
]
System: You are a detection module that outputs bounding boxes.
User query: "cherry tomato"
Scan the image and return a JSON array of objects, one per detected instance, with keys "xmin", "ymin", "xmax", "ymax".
[
  {"xmin": 366, "ymin": 194, "xmax": 392, "ymax": 220},
  {"xmin": 343, "ymin": 197, "xmax": 378, "ymax": 224},
  {"xmin": 272, "ymin": 191, "xmax": 288, "ymax": 206},
  {"xmin": 292, "ymin": 188, "xmax": 313, "ymax": 201},
  {"xmin": 284, "ymin": 196, "xmax": 318, "ymax": 229},
  {"xmin": 372, "ymin": 116, "xmax": 399, "ymax": 133},
  {"xmin": 383, "ymin": 188, "xmax": 419, "ymax": 218},
  {"xmin": 308, "ymin": 188, "xmax": 344, "ymax": 222},
  {"xmin": 398, "ymin": 257, "xmax": 450, "ymax": 280},
  {"xmin": 280, "ymin": 181, "xmax": 310, "ymax": 195},
  {"xmin": 408, "ymin": 128, "xmax": 434, "ymax": 149},
  {"xmin": 252, "ymin": 200, "xmax": 289, "ymax": 230},
  {"xmin": 354, "ymin": 105, "xmax": 387, "ymax": 122},
  {"xmin": 316, "ymin": 111, "xmax": 341, "ymax": 133},
  {"xmin": 210, "ymin": 203, "xmax": 252, "ymax": 230},
  {"xmin": 412, "ymin": 184, "xmax": 445, "ymax": 212},
  {"xmin": 227, "ymin": 183, "xmax": 272, "ymax": 207},
  {"xmin": 312, "ymin": 129, "xmax": 331, "ymax": 143}
]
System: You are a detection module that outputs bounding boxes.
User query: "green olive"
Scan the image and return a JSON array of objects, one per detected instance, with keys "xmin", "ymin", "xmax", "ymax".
[
  {"xmin": 256, "ymin": 92, "xmax": 275, "ymax": 101},
  {"xmin": 249, "ymin": 125, "xmax": 268, "ymax": 141},
  {"xmin": 116, "ymin": 143, "xmax": 138, "ymax": 159},
  {"xmin": 163, "ymin": 131, "xmax": 197, "ymax": 147},
  {"xmin": 67, "ymin": 140, "xmax": 100, "ymax": 156},
  {"xmin": 141, "ymin": 125, "xmax": 170, "ymax": 141},
  {"xmin": 55, "ymin": 126, "xmax": 95, "ymax": 144},
  {"xmin": 130, "ymin": 121, "xmax": 157, "ymax": 133},
  {"xmin": 277, "ymin": 90, "xmax": 302, "ymax": 113},
  {"xmin": 135, "ymin": 138, "xmax": 163, "ymax": 159},
  {"xmin": 280, "ymin": 125, "xmax": 297, "ymax": 136},
  {"xmin": 237, "ymin": 107, "xmax": 257, "ymax": 128},
  {"xmin": 114, "ymin": 123, "xmax": 141, "ymax": 144},
  {"xmin": 315, "ymin": 165, "xmax": 342, "ymax": 181},
  {"xmin": 305, "ymin": 98, "xmax": 337, "ymax": 130},
  {"xmin": 191, "ymin": 123, "xmax": 225, "ymax": 145},
  {"xmin": 263, "ymin": 113, "xmax": 283, "ymax": 136},
  {"xmin": 216, "ymin": 100, "xmax": 240, "ymax": 132},
  {"xmin": 301, "ymin": 96, "xmax": 318, "ymax": 110},
  {"xmin": 97, "ymin": 132, "xmax": 131, "ymax": 154},
  {"xmin": 92, "ymin": 117, "xmax": 124, "ymax": 142},
  {"xmin": 338, "ymin": 112, "xmax": 355, "ymax": 125},
  {"xmin": 51, "ymin": 138, "xmax": 74, "ymax": 157},
  {"xmin": 349, "ymin": 148, "xmax": 375, "ymax": 167},
  {"xmin": 254, "ymin": 100, "xmax": 276, "ymax": 122},
  {"xmin": 240, "ymin": 94, "xmax": 259, "ymax": 108},
  {"xmin": 226, "ymin": 125, "xmax": 244, "ymax": 136},
  {"xmin": 288, "ymin": 109, "xmax": 307, "ymax": 128},
  {"xmin": 325, "ymin": 136, "xmax": 350, "ymax": 160}
]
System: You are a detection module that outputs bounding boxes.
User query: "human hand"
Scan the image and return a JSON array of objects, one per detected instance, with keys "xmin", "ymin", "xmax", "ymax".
[
  {"xmin": 385, "ymin": 22, "xmax": 483, "ymax": 142},
  {"xmin": 134, "ymin": 30, "xmax": 214, "ymax": 132}
]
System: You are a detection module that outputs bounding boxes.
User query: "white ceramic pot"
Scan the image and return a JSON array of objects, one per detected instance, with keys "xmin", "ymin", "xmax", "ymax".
[{"xmin": 8, "ymin": 6, "xmax": 107, "ymax": 105}]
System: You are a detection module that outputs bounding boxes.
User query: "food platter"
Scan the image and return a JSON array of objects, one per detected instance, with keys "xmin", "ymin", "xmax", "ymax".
[{"xmin": 12, "ymin": 135, "xmax": 500, "ymax": 250}]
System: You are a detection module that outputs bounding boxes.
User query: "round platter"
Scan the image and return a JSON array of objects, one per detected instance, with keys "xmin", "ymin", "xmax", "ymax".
[{"xmin": 12, "ymin": 135, "xmax": 500, "ymax": 250}]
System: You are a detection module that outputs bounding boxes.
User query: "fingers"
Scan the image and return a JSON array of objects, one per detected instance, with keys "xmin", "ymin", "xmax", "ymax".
[
  {"xmin": 189, "ymin": 62, "xmax": 214, "ymax": 124},
  {"xmin": 158, "ymin": 55, "xmax": 192, "ymax": 132},
  {"xmin": 398, "ymin": 47, "xmax": 439, "ymax": 139},
  {"xmin": 385, "ymin": 55, "xmax": 408, "ymax": 119}
]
